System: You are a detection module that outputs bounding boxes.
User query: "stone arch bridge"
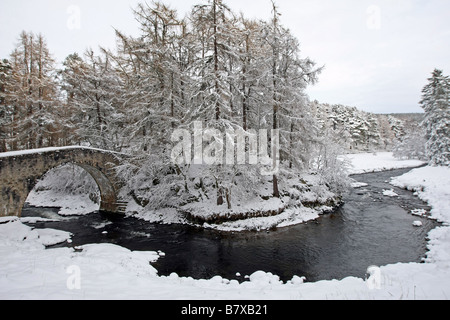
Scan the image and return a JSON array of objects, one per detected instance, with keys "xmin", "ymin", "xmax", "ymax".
[{"xmin": 0, "ymin": 147, "xmax": 128, "ymax": 217}]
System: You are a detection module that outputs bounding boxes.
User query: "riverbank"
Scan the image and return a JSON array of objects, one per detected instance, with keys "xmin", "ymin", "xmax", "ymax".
[
  {"xmin": 340, "ymin": 152, "xmax": 425, "ymax": 175},
  {"xmin": 129, "ymin": 172, "xmax": 340, "ymax": 232},
  {"xmin": 2, "ymin": 154, "xmax": 449, "ymax": 300},
  {"xmin": 26, "ymin": 161, "xmax": 343, "ymax": 231},
  {"xmin": 26, "ymin": 152, "xmax": 422, "ymax": 231}
]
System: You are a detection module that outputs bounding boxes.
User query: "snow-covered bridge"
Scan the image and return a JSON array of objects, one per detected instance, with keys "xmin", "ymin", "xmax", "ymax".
[{"xmin": 0, "ymin": 147, "xmax": 128, "ymax": 217}]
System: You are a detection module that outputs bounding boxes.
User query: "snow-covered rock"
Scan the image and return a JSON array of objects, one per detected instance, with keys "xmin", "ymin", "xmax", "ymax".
[
  {"xmin": 382, "ymin": 189, "xmax": 399, "ymax": 197},
  {"xmin": 413, "ymin": 221, "xmax": 423, "ymax": 227}
]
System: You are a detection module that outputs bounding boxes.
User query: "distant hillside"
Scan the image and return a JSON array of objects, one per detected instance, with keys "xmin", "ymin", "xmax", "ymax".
[
  {"xmin": 311, "ymin": 102, "xmax": 423, "ymax": 153},
  {"xmin": 383, "ymin": 113, "xmax": 424, "ymax": 127}
]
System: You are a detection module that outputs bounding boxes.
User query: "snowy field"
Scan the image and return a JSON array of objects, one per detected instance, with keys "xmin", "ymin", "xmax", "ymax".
[
  {"xmin": 1, "ymin": 153, "xmax": 450, "ymax": 300},
  {"xmin": 340, "ymin": 152, "xmax": 426, "ymax": 175}
]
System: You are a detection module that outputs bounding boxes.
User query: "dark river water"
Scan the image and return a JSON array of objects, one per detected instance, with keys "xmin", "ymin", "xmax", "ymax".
[{"xmin": 22, "ymin": 168, "xmax": 438, "ymax": 283}]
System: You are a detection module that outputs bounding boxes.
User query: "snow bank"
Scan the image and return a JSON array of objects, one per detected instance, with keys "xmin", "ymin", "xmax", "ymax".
[
  {"xmin": 341, "ymin": 152, "xmax": 425, "ymax": 175},
  {"xmin": 391, "ymin": 166, "xmax": 450, "ymax": 223},
  {"xmin": 129, "ymin": 198, "xmax": 332, "ymax": 233},
  {"xmin": 351, "ymin": 182, "xmax": 368, "ymax": 188},
  {"xmin": 4, "ymin": 216, "xmax": 449, "ymax": 301},
  {"xmin": 204, "ymin": 206, "xmax": 330, "ymax": 232},
  {"xmin": 0, "ymin": 219, "xmax": 365, "ymax": 300},
  {"xmin": 128, "ymin": 172, "xmax": 340, "ymax": 232},
  {"xmin": 0, "ymin": 220, "xmax": 71, "ymax": 248},
  {"xmin": 382, "ymin": 189, "xmax": 399, "ymax": 197},
  {"xmin": 27, "ymin": 191, "xmax": 99, "ymax": 216},
  {"xmin": 391, "ymin": 166, "xmax": 450, "ymax": 269}
]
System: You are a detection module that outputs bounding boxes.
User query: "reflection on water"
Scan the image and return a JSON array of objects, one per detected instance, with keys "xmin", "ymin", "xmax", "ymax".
[{"xmin": 22, "ymin": 168, "xmax": 438, "ymax": 283}]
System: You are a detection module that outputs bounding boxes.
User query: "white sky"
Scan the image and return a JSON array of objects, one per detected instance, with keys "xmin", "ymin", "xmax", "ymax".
[{"xmin": 1, "ymin": 0, "xmax": 449, "ymax": 114}]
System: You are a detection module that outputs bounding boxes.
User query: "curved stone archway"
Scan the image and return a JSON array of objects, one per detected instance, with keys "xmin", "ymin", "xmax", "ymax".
[{"xmin": 0, "ymin": 147, "xmax": 127, "ymax": 217}]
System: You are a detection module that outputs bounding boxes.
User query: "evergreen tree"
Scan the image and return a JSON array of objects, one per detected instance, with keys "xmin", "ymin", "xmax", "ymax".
[
  {"xmin": 420, "ymin": 69, "xmax": 450, "ymax": 166},
  {"xmin": 393, "ymin": 126, "xmax": 427, "ymax": 160}
]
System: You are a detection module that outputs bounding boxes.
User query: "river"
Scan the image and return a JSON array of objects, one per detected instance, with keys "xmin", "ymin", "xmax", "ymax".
[{"xmin": 22, "ymin": 168, "xmax": 439, "ymax": 283}]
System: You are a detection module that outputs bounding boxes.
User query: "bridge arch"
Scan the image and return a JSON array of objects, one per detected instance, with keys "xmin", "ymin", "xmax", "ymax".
[{"xmin": 0, "ymin": 147, "xmax": 127, "ymax": 217}]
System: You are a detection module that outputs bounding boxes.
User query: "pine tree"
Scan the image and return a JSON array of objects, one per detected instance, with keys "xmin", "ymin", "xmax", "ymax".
[
  {"xmin": 420, "ymin": 69, "xmax": 450, "ymax": 166},
  {"xmin": 393, "ymin": 126, "xmax": 426, "ymax": 160}
]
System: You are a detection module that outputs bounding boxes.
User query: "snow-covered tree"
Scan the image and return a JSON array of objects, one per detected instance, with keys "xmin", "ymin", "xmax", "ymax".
[
  {"xmin": 4, "ymin": 31, "xmax": 61, "ymax": 150},
  {"xmin": 313, "ymin": 126, "xmax": 351, "ymax": 194},
  {"xmin": 393, "ymin": 126, "xmax": 427, "ymax": 160},
  {"xmin": 57, "ymin": 1, "xmax": 350, "ymax": 211},
  {"xmin": 311, "ymin": 102, "xmax": 383, "ymax": 152},
  {"xmin": 420, "ymin": 69, "xmax": 450, "ymax": 166},
  {"xmin": 0, "ymin": 2, "xmax": 354, "ymax": 218},
  {"xmin": 0, "ymin": 58, "xmax": 12, "ymax": 152},
  {"xmin": 387, "ymin": 116, "xmax": 405, "ymax": 141},
  {"xmin": 60, "ymin": 49, "xmax": 130, "ymax": 151}
]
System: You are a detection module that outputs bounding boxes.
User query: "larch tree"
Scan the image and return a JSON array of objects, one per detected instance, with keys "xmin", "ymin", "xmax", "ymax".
[
  {"xmin": 114, "ymin": 1, "xmax": 188, "ymax": 153},
  {"xmin": 58, "ymin": 0, "xmax": 342, "ymax": 211},
  {"xmin": 5, "ymin": 31, "xmax": 60, "ymax": 150},
  {"xmin": 60, "ymin": 49, "xmax": 128, "ymax": 151},
  {"xmin": 0, "ymin": 59, "xmax": 12, "ymax": 152},
  {"xmin": 259, "ymin": 2, "xmax": 322, "ymax": 197}
]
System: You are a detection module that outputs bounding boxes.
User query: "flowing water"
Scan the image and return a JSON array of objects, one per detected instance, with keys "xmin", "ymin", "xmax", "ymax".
[{"xmin": 22, "ymin": 168, "xmax": 438, "ymax": 283}]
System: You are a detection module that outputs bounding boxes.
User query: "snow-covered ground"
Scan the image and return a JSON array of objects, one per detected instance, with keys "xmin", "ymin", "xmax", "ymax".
[
  {"xmin": 26, "ymin": 164, "xmax": 100, "ymax": 216},
  {"xmin": 341, "ymin": 152, "xmax": 425, "ymax": 175},
  {"xmin": 27, "ymin": 191, "xmax": 99, "ymax": 216},
  {"xmin": 129, "ymin": 172, "xmax": 339, "ymax": 232},
  {"xmin": 1, "ymin": 153, "xmax": 449, "ymax": 300}
]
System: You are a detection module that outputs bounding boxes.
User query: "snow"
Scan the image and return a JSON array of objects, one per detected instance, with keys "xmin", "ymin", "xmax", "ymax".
[
  {"xmin": 351, "ymin": 182, "xmax": 368, "ymax": 188},
  {"xmin": 19, "ymin": 217, "xmax": 61, "ymax": 224},
  {"xmin": 203, "ymin": 206, "xmax": 330, "ymax": 232},
  {"xmin": 390, "ymin": 166, "xmax": 450, "ymax": 223},
  {"xmin": 127, "ymin": 172, "xmax": 339, "ymax": 232},
  {"xmin": 411, "ymin": 209, "xmax": 429, "ymax": 218},
  {"xmin": 0, "ymin": 146, "xmax": 124, "ymax": 158},
  {"xmin": 413, "ymin": 221, "xmax": 423, "ymax": 227},
  {"xmin": 341, "ymin": 152, "xmax": 425, "ymax": 175},
  {"xmin": 25, "ymin": 164, "xmax": 100, "ymax": 216},
  {"xmin": 1, "ymin": 154, "xmax": 450, "ymax": 300},
  {"xmin": 27, "ymin": 191, "xmax": 99, "ymax": 216},
  {"xmin": 129, "ymin": 198, "xmax": 331, "ymax": 233},
  {"xmin": 0, "ymin": 220, "xmax": 71, "ymax": 248},
  {"xmin": 382, "ymin": 189, "xmax": 399, "ymax": 197}
]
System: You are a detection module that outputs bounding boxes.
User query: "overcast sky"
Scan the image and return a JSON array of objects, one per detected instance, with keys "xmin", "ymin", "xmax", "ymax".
[{"xmin": 1, "ymin": 0, "xmax": 449, "ymax": 114}]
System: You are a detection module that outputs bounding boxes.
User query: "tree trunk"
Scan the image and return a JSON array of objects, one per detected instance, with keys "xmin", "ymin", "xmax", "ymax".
[
  {"xmin": 27, "ymin": 34, "xmax": 34, "ymax": 149},
  {"xmin": 213, "ymin": 0, "xmax": 220, "ymax": 121},
  {"xmin": 272, "ymin": 4, "xmax": 280, "ymax": 198},
  {"xmin": 213, "ymin": 0, "xmax": 224, "ymax": 206},
  {"xmin": 37, "ymin": 36, "xmax": 44, "ymax": 148}
]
